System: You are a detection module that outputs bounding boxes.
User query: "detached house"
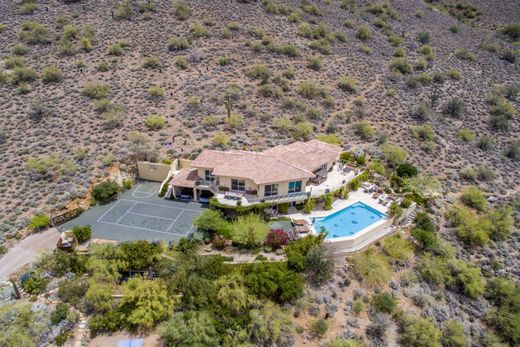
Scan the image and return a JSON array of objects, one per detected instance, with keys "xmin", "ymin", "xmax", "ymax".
[{"xmin": 168, "ymin": 140, "xmax": 355, "ymax": 206}]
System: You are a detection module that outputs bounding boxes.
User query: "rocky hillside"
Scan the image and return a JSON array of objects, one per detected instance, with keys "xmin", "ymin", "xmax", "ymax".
[{"xmin": 0, "ymin": 1, "xmax": 518, "ymax": 241}]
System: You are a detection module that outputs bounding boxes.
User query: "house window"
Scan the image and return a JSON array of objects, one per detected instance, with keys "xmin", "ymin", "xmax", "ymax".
[
  {"xmin": 231, "ymin": 179, "xmax": 245, "ymax": 191},
  {"xmin": 264, "ymin": 184, "xmax": 278, "ymax": 197},
  {"xmin": 205, "ymin": 170, "xmax": 214, "ymax": 182},
  {"xmin": 288, "ymin": 181, "xmax": 302, "ymax": 193}
]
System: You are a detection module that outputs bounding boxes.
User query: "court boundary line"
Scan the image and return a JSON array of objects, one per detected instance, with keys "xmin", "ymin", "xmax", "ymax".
[
  {"xmin": 95, "ymin": 199, "xmax": 202, "ymax": 236},
  {"xmin": 119, "ymin": 199, "xmax": 203, "ymax": 213},
  {"xmin": 131, "ymin": 184, "xmax": 159, "ymax": 199},
  {"xmin": 97, "ymin": 219, "xmax": 188, "ymax": 236}
]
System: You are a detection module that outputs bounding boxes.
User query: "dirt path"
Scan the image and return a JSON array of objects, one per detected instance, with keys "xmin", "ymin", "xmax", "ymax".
[{"xmin": 0, "ymin": 228, "xmax": 59, "ymax": 280}]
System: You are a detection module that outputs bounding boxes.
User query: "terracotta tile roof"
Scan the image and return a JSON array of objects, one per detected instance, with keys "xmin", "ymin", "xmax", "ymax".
[
  {"xmin": 170, "ymin": 168, "xmax": 198, "ymax": 188},
  {"xmin": 262, "ymin": 140, "xmax": 342, "ymax": 172},
  {"xmin": 189, "ymin": 140, "xmax": 341, "ymax": 185}
]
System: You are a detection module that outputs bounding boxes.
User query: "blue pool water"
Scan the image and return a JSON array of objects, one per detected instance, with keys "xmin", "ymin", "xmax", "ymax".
[{"xmin": 313, "ymin": 202, "xmax": 387, "ymax": 239}]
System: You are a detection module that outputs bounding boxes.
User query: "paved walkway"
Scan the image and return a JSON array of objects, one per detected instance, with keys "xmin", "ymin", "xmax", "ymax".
[{"xmin": 0, "ymin": 228, "xmax": 60, "ymax": 281}]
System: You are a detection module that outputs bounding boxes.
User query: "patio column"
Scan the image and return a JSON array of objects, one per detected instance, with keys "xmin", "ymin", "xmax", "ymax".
[{"xmin": 193, "ymin": 188, "xmax": 198, "ymax": 201}]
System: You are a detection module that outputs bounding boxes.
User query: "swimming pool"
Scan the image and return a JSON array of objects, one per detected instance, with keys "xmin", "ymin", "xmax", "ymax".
[{"xmin": 313, "ymin": 202, "xmax": 387, "ymax": 239}]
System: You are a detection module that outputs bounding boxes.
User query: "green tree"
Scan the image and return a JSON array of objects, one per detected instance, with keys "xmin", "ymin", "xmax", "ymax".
[
  {"xmin": 305, "ymin": 244, "xmax": 334, "ymax": 286},
  {"xmin": 249, "ymin": 302, "xmax": 293, "ymax": 346},
  {"xmin": 72, "ymin": 225, "xmax": 92, "ymax": 243},
  {"xmin": 122, "ymin": 277, "xmax": 177, "ymax": 329},
  {"xmin": 231, "ymin": 214, "xmax": 269, "ymax": 248},
  {"xmin": 193, "ymin": 209, "xmax": 232, "ymax": 238},
  {"xmin": 159, "ymin": 311, "xmax": 219, "ymax": 347},
  {"xmin": 91, "ymin": 181, "xmax": 120, "ymax": 202},
  {"xmin": 382, "ymin": 234, "xmax": 414, "ymax": 260},
  {"xmin": 311, "ymin": 318, "xmax": 328, "ymax": 338},
  {"xmin": 215, "ymin": 274, "xmax": 252, "ymax": 315},
  {"xmin": 0, "ymin": 303, "xmax": 42, "ymax": 347}
]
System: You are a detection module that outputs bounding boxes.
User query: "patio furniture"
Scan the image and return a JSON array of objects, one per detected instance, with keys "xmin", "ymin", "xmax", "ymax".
[
  {"xmin": 224, "ymin": 191, "xmax": 243, "ymax": 200},
  {"xmin": 292, "ymin": 219, "xmax": 306, "ymax": 227}
]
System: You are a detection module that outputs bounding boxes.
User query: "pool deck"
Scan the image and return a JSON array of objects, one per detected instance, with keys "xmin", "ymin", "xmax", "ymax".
[
  {"xmin": 287, "ymin": 190, "xmax": 395, "ymax": 253},
  {"xmin": 289, "ymin": 190, "xmax": 389, "ymax": 221}
]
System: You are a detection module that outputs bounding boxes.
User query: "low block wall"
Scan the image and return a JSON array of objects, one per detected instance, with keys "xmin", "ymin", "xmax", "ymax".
[
  {"xmin": 325, "ymin": 218, "xmax": 394, "ymax": 254},
  {"xmin": 137, "ymin": 162, "xmax": 173, "ymax": 182}
]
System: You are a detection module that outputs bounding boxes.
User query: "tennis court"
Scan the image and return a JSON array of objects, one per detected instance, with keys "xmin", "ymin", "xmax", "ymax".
[
  {"xmin": 60, "ymin": 182, "xmax": 205, "ymax": 242},
  {"xmin": 97, "ymin": 199, "xmax": 201, "ymax": 236}
]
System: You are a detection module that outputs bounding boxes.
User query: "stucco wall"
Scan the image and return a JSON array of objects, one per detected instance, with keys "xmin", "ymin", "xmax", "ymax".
[
  {"xmin": 178, "ymin": 159, "xmax": 192, "ymax": 169},
  {"xmin": 258, "ymin": 179, "xmax": 308, "ymax": 198},
  {"xmin": 137, "ymin": 162, "xmax": 173, "ymax": 182},
  {"xmin": 218, "ymin": 176, "xmax": 258, "ymax": 193}
]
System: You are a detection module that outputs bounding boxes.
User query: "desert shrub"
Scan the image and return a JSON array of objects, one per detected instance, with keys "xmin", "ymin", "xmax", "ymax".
[
  {"xmin": 499, "ymin": 22, "xmax": 520, "ymax": 41},
  {"xmin": 115, "ymin": 0, "xmax": 133, "ymax": 19},
  {"xmin": 382, "ymin": 234, "xmax": 414, "ymax": 261},
  {"xmin": 107, "ymin": 42, "xmax": 124, "ymax": 55},
  {"xmin": 337, "ymin": 76, "xmax": 358, "ymax": 92},
  {"xmin": 389, "ymin": 58, "xmax": 412, "ymax": 74},
  {"xmin": 173, "ymin": 0, "xmax": 190, "ymax": 20},
  {"xmin": 142, "ymin": 56, "xmax": 160, "ymax": 69},
  {"xmin": 265, "ymin": 229, "xmax": 289, "ymax": 249},
  {"xmin": 381, "ymin": 143, "xmax": 407, "ymax": 167},
  {"xmin": 82, "ymin": 81, "xmax": 110, "ymax": 99},
  {"xmin": 5, "ymin": 56, "xmax": 27, "ymax": 69},
  {"xmin": 505, "ymin": 141, "xmax": 520, "ymax": 161},
  {"xmin": 442, "ymin": 320, "xmax": 467, "ymax": 347},
  {"xmin": 212, "ymin": 133, "xmax": 230, "ymax": 147},
  {"xmin": 231, "ymin": 214, "xmax": 270, "ymax": 248},
  {"xmin": 292, "ymin": 121, "xmax": 313, "ymax": 140},
  {"xmin": 312, "ymin": 319, "xmax": 328, "ymax": 338},
  {"xmin": 476, "ymin": 136, "xmax": 494, "ymax": 151},
  {"xmin": 303, "ymin": 197, "xmax": 316, "ymax": 214},
  {"xmin": 324, "ymin": 339, "xmax": 364, "ymax": 347},
  {"xmin": 455, "ymin": 49, "xmax": 476, "ymax": 61},
  {"xmin": 417, "ymin": 31, "xmax": 430, "ymax": 44},
  {"xmin": 410, "ymin": 103, "xmax": 430, "ymax": 121},
  {"xmin": 167, "ymin": 37, "xmax": 190, "ymax": 51},
  {"xmin": 11, "ymin": 66, "xmax": 38, "ymax": 84},
  {"xmin": 396, "ymin": 163, "xmax": 418, "ymax": 178},
  {"xmin": 449, "ymin": 259, "xmax": 486, "ymax": 298},
  {"xmin": 103, "ymin": 106, "xmax": 125, "ymax": 129},
  {"xmin": 352, "ymin": 249, "xmax": 392, "ymax": 288},
  {"xmin": 72, "ymin": 225, "xmax": 92, "ymax": 243},
  {"xmin": 175, "ymin": 56, "xmax": 188, "ymax": 69},
  {"xmin": 298, "ymin": 80, "xmax": 327, "ymax": 99},
  {"xmin": 42, "ymin": 65, "xmax": 63, "ymax": 83},
  {"xmin": 443, "ymin": 97, "xmax": 465, "ymax": 118},
  {"xmin": 372, "ymin": 292, "xmax": 397, "ymax": 314},
  {"xmin": 418, "ymin": 45, "xmax": 435, "ymax": 60},
  {"xmin": 307, "ymin": 55, "xmax": 322, "ymax": 70},
  {"xmin": 316, "ymin": 134, "xmax": 341, "ymax": 145},
  {"xmin": 411, "ymin": 125, "xmax": 436, "ymax": 142},
  {"xmin": 28, "ymin": 214, "xmax": 51, "ymax": 231},
  {"xmin": 20, "ymin": 272, "xmax": 48, "ymax": 294},
  {"xmin": 247, "ymin": 63, "xmax": 271, "ymax": 82},
  {"xmin": 446, "ymin": 69, "xmax": 461, "ymax": 80},
  {"xmin": 91, "ymin": 181, "xmax": 120, "ymax": 203},
  {"xmin": 460, "ymin": 167, "xmax": 477, "ymax": 181},
  {"xmin": 500, "ymin": 49, "xmax": 517, "ymax": 63},
  {"xmin": 50, "ymin": 303, "xmax": 69, "ymax": 325},
  {"xmin": 457, "ymin": 128, "xmax": 474, "ymax": 141},
  {"xmin": 353, "ymin": 122, "xmax": 375, "ymax": 140},
  {"xmin": 217, "ymin": 55, "xmax": 231, "ymax": 65},
  {"xmin": 189, "ymin": 23, "xmax": 209, "ymax": 39},
  {"xmin": 487, "ymin": 206, "xmax": 514, "ymax": 241},
  {"xmin": 356, "ymin": 25, "xmax": 371, "ymax": 40},
  {"xmin": 193, "ymin": 209, "xmax": 231, "ymax": 238},
  {"xmin": 26, "ymin": 154, "xmax": 76, "ymax": 176},
  {"xmin": 146, "ymin": 86, "xmax": 165, "ymax": 99},
  {"xmin": 460, "ymin": 186, "xmax": 487, "ymax": 211},
  {"xmin": 203, "ymin": 115, "xmax": 219, "ymax": 127},
  {"xmin": 399, "ymin": 315, "xmax": 442, "ymax": 347},
  {"xmin": 19, "ymin": 21, "xmax": 51, "ymax": 44},
  {"xmin": 144, "ymin": 114, "xmax": 166, "ymax": 130}
]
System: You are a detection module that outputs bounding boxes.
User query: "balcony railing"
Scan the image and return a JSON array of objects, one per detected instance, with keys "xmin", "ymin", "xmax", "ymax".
[{"xmin": 246, "ymin": 191, "xmax": 310, "ymax": 203}]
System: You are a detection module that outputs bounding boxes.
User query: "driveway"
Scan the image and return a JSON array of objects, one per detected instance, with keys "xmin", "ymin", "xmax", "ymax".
[
  {"xmin": 0, "ymin": 228, "xmax": 60, "ymax": 281},
  {"xmin": 59, "ymin": 181, "xmax": 206, "ymax": 242}
]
